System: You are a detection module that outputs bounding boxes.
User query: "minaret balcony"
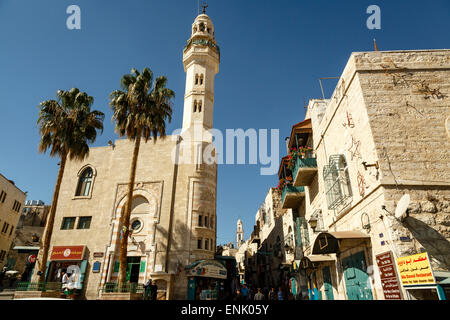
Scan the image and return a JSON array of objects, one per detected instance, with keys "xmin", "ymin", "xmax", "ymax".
[
  {"xmin": 292, "ymin": 154, "xmax": 317, "ymax": 186},
  {"xmin": 281, "ymin": 184, "xmax": 305, "ymax": 209},
  {"xmin": 184, "ymin": 38, "xmax": 220, "ymax": 56}
]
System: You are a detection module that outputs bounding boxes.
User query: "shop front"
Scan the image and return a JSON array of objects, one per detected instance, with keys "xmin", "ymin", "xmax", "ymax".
[
  {"xmin": 185, "ymin": 260, "xmax": 227, "ymax": 300},
  {"xmin": 299, "ymin": 255, "xmax": 335, "ymax": 300},
  {"xmin": 46, "ymin": 245, "xmax": 88, "ymax": 298},
  {"xmin": 397, "ymin": 252, "xmax": 449, "ymax": 300},
  {"xmin": 312, "ymin": 231, "xmax": 373, "ymax": 300}
]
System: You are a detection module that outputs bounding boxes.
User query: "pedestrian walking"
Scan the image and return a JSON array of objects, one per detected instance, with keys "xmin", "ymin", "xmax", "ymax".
[
  {"xmin": 150, "ymin": 280, "xmax": 158, "ymax": 300},
  {"xmin": 277, "ymin": 287, "xmax": 284, "ymax": 300},
  {"xmin": 0, "ymin": 267, "xmax": 7, "ymax": 291},
  {"xmin": 233, "ymin": 289, "xmax": 246, "ymax": 301},
  {"xmin": 254, "ymin": 288, "xmax": 264, "ymax": 300},
  {"xmin": 269, "ymin": 287, "xmax": 277, "ymax": 300},
  {"xmin": 143, "ymin": 279, "xmax": 152, "ymax": 300},
  {"xmin": 61, "ymin": 270, "xmax": 69, "ymax": 295},
  {"xmin": 240, "ymin": 284, "xmax": 249, "ymax": 299}
]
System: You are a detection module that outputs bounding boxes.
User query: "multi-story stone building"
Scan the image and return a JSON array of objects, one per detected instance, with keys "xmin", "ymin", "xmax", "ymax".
[
  {"xmin": 0, "ymin": 174, "xmax": 27, "ymax": 269},
  {"xmin": 278, "ymin": 49, "xmax": 450, "ymax": 300},
  {"xmin": 29, "ymin": 11, "xmax": 221, "ymax": 300},
  {"xmin": 6, "ymin": 200, "xmax": 49, "ymax": 279}
]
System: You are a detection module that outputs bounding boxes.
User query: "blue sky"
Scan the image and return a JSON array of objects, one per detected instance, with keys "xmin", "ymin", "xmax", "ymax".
[{"xmin": 0, "ymin": 0, "xmax": 449, "ymax": 245}]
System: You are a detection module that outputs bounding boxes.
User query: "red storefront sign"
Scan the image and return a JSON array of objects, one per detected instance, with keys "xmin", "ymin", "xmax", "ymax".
[
  {"xmin": 50, "ymin": 246, "xmax": 85, "ymax": 261},
  {"xmin": 376, "ymin": 251, "xmax": 402, "ymax": 300}
]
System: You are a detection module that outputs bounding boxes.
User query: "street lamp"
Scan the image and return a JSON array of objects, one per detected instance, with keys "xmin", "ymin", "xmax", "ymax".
[{"xmin": 308, "ymin": 216, "xmax": 318, "ymax": 232}]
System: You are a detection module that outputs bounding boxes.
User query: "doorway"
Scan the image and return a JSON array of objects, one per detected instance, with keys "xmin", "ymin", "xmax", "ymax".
[
  {"xmin": 342, "ymin": 251, "xmax": 373, "ymax": 300},
  {"xmin": 126, "ymin": 257, "xmax": 141, "ymax": 283},
  {"xmin": 322, "ymin": 266, "xmax": 334, "ymax": 300}
]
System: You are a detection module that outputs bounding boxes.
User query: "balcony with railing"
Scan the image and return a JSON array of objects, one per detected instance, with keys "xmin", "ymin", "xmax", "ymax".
[
  {"xmin": 277, "ymin": 155, "xmax": 305, "ymax": 209},
  {"xmin": 286, "ymin": 118, "xmax": 317, "ymax": 186},
  {"xmin": 292, "ymin": 152, "xmax": 317, "ymax": 186},
  {"xmin": 281, "ymin": 184, "xmax": 305, "ymax": 209}
]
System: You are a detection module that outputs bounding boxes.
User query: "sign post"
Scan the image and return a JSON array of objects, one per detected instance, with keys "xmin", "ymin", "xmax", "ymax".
[{"xmin": 376, "ymin": 251, "xmax": 402, "ymax": 300}]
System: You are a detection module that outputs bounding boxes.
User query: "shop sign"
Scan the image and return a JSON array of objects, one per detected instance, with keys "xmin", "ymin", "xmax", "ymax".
[
  {"xmin": 92, "ymin": 261, "xmax": 101, "ymax": 273},
  {"xmin": 376, "ymin": 251, "xmax": 402, "ymax": 300},
  {"xmin": 93, "ymin": 252, "xmax": 104, "ymax": 258},
  {"xmin": 27, "ymin": 255, "xmax": 37, "ymax": 264},
  {"xmin": 186, "ymin": 260, "xmax": 227, "ymax": 279},
  {"xmin": 50, "ymin": 245, "xmax": 85, "ymax": 261},
  {"xmin": 397, "ymin": 252, "xmax": 435, "ymax": 286}
]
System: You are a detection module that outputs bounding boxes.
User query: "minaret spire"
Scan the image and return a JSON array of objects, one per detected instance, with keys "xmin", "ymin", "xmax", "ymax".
[{"xmin": 201, "ymin": 2, "xmax": 208, "ymax": 14}]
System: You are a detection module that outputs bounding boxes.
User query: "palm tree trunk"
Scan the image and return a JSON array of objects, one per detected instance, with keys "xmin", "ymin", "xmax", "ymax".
[
  {"xmin": 39, "ymin": 151, "xmax": 67, "ymax": 282},
  {"xmin": 118, "ymin": 134, "xmax": 141, "ymax": 285}
]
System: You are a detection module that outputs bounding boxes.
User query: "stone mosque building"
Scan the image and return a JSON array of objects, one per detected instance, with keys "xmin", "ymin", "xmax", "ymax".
[{"xmin": 30, "ymin": 11, "xmax": 221, "ymax": 300}]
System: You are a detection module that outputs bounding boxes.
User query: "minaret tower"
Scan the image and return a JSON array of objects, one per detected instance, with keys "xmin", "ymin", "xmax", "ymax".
[
  {"xmin": 182, "ymin": 6, "xmax": 220, "ymax": 133},
  {"xmin": 237, "ymin": 219, "xmax": 244, "ymax": 248}
]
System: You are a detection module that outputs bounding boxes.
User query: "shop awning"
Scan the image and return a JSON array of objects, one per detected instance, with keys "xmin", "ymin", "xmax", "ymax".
[
  {"xmin": 300, "ymin": 255, "xmax": 335, "ymax": 269},
  {"xmin": 50, "ymin": 245, "xmax": 86, "ymax": 261},
  {"xmin": 288, "ymin": 119, "xmax": 312, "ymax": 149},
  {"xmin": 312, "ymin": 231, "xmax": 370, "ymax": 254},
  {"xmin": 435, "ymin": 271, "xmax": 450, "ymax": 285},
  {"xmin": 185, "ymin": 260, "xmax": 227, "ymax": 279},
  {"xmin": 13, "ymin": 246, "xmax": 40, "ymax": 251}
]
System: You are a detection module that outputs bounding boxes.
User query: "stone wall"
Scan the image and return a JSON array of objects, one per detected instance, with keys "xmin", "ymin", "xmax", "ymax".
[{"xmin": 383, "ymin": 186, "xmax": 450, "ymax": 271}]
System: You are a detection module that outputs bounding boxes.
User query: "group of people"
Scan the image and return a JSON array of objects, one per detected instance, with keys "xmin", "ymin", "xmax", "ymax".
[
  {"xmin": 143, "ymin": 279, "xmax": 158, "ymax": 300},
  {"xmin": 60, "ymin": 270, "xmax": 78, "ymax": 299},
  {"xmin": 233, "ymin": 284, "xmax": 306, "ymax": 300},
  {"xmin": 0, "ymin": 267, "xmax": 18, "ymax": 290}
]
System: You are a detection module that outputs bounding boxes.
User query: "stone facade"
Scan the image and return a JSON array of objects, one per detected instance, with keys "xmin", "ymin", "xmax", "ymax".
[
  {"xmin": 242, "ymin": 49, "xmax": 449, "ymax": 300},
  {"xmin": 6, "ymin": 201, "xmax": 49, "ymax": 278},
  {"xmin": 299, "ymin": 49, "xmax": 450, "ymax": 300},
  {"xmin": 0, "ymin": 173, "xmax": 26, "ymax": 269},
  {"xmin": 31, "ymin": 12, "xmax": 220, "ymax": 300}
]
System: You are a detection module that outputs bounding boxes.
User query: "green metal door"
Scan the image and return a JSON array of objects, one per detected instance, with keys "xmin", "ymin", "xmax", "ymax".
[
  {"xmin": 126, "ymin": 257, "xmax": 141, "ymax": 283},
  {"xmin": 322, "ymin": 266, "xmax": 334, "ymax": 300},
  {"xmin": 342, "ymin": 251, "xmax": 373, "ymax": 300},
  {"xmin": 187, "ymin": 277, "xmax": 196, "ymax": 300}
]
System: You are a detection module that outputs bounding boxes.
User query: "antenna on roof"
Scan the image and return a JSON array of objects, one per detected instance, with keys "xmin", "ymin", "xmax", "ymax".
[
  {"xmin": 374, "ymin": 38, "xmax": 379, "ymax": 51},
  {"xmin": 318, "ymin": 77, "xmax": 339, "ymax": 100}
]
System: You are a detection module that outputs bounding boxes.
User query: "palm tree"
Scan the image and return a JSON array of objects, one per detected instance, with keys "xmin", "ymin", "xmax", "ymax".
[
  {"xmin": 110, "ymin": 67, "xmax": 175, "ymax": 285},
  {"xmin": 37, "ymin": 88, "xmax": 104, "ymax": 282}
]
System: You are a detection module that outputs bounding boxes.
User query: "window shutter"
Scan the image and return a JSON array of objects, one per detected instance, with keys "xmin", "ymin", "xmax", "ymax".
[
  {"xmin": 140, "ymin": 261, "xmax": 146, "ymax": 273},
  {"xmin": 79, "ymin": 260, "xmax": 88, "ymax": 289}
]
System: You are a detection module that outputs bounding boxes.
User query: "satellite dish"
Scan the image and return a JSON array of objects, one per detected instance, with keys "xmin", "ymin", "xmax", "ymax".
[{"xmin": 395, "ymin": 194, "xmax": 410, "ymax": 221}]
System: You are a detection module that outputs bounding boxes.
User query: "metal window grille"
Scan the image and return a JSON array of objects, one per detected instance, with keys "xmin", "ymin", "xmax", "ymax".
[
  {"xmin": 295, "ymin": 217, "xmax": 310, "ymax": 249},
  {"xmin": 324, "ymin": 155, "xmax": 352, "ymax": 210}
]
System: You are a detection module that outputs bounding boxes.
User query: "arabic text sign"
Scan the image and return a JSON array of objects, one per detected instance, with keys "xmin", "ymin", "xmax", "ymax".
[
  {"xmin": 396, "ymin": 252, "xmax": 435, "ymax": 286},
  {"xmin": 50, "ymin": 246, "xmax": 85, "ymax": 261},
  {"xmin": 376, "ymin": 251, "xmax": 402, "ymax": 300}
]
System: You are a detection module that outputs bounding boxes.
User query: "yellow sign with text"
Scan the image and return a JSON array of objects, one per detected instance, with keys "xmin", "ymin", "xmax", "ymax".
[{"xmin": 396, "ymin": 252, "xmax": 435, "ymax": 286}]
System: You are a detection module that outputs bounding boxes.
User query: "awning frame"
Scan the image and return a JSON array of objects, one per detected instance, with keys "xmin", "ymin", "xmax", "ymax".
[{"xmin": 312, "ymin": 231, "xmax": 371, "ymax": 255}]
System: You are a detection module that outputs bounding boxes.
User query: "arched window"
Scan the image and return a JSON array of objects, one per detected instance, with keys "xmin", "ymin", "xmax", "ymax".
[
  {"xmin": 193, "ymin": 100, "xmax": 197, "ymax": 112},
  {"xmin": 195, "ymin": 74, "xmax": 199, "ymax": 85},
  {"xmin": 76, "ymin": 167, "xmax": 93, "ymax": 196},
  {"xmin": 204, "ymin": 215, "xmax": 209, "ymax": 228},
  {"xmin": 200, "ymin": 74, "xmax": 204, "ymax": 85},
  {"xmin": 198, "ymin": 101, "xmax": 202, "ymax": 112}
]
